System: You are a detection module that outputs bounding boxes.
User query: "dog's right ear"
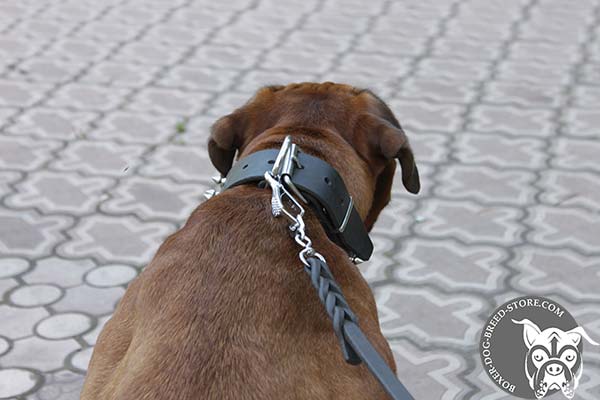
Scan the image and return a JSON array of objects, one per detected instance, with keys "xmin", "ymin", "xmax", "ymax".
[
  {"xmin": 512, "ymin": 319, "xmax": 542, "ymax": 349},
  {"xmin": 208, "ymin": 112, "xmax": 244, "ymax": 176}
]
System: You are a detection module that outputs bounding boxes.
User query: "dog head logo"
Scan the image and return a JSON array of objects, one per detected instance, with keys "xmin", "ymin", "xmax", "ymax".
[{"xmin": 512, "ymin": 318, "xmax": 598, "ymax": 399}]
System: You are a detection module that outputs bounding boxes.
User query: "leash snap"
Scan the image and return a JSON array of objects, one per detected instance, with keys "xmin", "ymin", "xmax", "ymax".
[{"xmin": 263, "ymin": 171, "xmax": 305, "ymax": 225}]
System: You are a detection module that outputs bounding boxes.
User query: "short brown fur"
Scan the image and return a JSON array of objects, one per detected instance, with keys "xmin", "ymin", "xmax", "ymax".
[{"xmin": 81, "ymin": 82, "xmax": 419, "ymax": 400}]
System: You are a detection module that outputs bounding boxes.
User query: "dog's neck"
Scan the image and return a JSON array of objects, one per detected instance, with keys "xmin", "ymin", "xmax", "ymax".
[{"xmin": 239, "ymin": 127, "xmax": 375, "ymax": 221}]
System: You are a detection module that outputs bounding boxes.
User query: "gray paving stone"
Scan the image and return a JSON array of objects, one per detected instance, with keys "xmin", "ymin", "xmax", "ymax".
[
  {"xmin": 496, "ymin": 60, "xmax": 573, "ymax": 85},
  {"xmin": 0, "ymin": 258, "xmax": 29, "ymax": 279},
  {"xmin": 579, "ymin": 63, "xmax": 600, "ymax": 85},
  {"xmin": 0, "ymin": 209, "xmax": 71, "ymax": 258},
  {"xmin": 484, "ymin": 81, "xmax": 564, "ymax": 108},
  {"xmin": 0, "ymin": 336, "xmax": 9, "ymax": 357},
  {"xmin": 539, "ymin": 169, "xmax": 600, "ymax": 212},
  {"xmin": 125, "ymin": 88, "xmax": 211, "ymax": 116},
  {"xmin": 0, "ymin": 80, "xmax": 50, "ymax": 107},
  {"xmin": 139, "ymin": 144, "xmax": 213, "ymax": 183},
  {"xmin": 572, "ymin": 87, "xmax": 600, "ymax": 109},
  {"xmin": 27, "ymin": 370, "xmax": 83, "ymax": 400},
  {"xmin": 111, "ymin": 41, "xmax": 189, "ymax": 66},
  {"xmin": 23, "ymin": 258, "xmax": 95, "ymax": 288},
  {"xmin": 58, "ymin": 215, "xmax": 173, "ymax": 264},
  {"xmin": 89, "ymin": 111, "xmax": 177, "ymax": 145},
  {"xmin": 100, "ymin": 176, "xmax": 206, "ymax": 220},
  {"xmin": 0, "ymin": 368, "xmax": 41, "ymax": 398},
  {"xmin": 432, "ymin": 38, "xmax": 502, "ymax": 61},
  {"xmin": 564, "ymin": 108, "xmax": 600, "ymax": 138},
  {"xmin": 41, "ymin": 39, "xmax": 119, "ymax": 63},
  {"xmin": 9, "ymin": 284, "xmax": 63, "ymax": 308},
  {"xmin": 401, "ymin": 77, "xmax": 478, "ymax": 104},
  {"xmin": 0, "ymin": 170, "xmax": 21, "ymax": 198},
  {"xmin": 51, "ymin": 140, "xmax": 147, "ymax": 177},
  {"xmin": 79, "ymin": 62, "xmax": 161, "ymax": 89},
  {"xmin": 454, "ymin": 133, "xmax": 547, "ymax": 169},
  {"xmin": 526, "ymin": 205, "xmax": 600, "ymax": 254},
  {"xmin": 417, "ymin": 58, "xmax": 492, "ymax": 82},
  {"xmin": 470, "ymin": 104, "xmax": 556, "ymax": 137},
  {"xmin": 435, "ymin": 165, "xmax": 537, "ymax": 205},
  {"xmin": 408, "ymin": 132, "xmax": 450, "ymax": 164},
  {"xmin": 285, "ymin": 30, "xmax": 351, "ymax": 53},
  {"xmin": 46, "ymin": 84, "xmax": 131, "ymax": 112},
  {"xmin": 509, "ymin": 41, "xmax": 581, "ymax": 64},
  {"xmin": 142, "ymin": 23, "xmax": 211, "ymax": 46},
  {"xmin": 187, "ymin": 45, "xmax": 263, "ymax": 70},
  {"xmin": 85, "ymin": 265, "xmax": 137, "ymax": 288},
  {"xmin": 36, "ymin": 313, "xmax": 93, "ymax": 340},
  {"xmin": 375, "ymin": 285, "xmax": 485, "ymax": 347},
  {"xmin": 69, "ymin": 347, "xmax": 93, "ymax": 373},
  {"xmin": 52, "ymin": 285, "xmax": 124, "ymax": 316},
  {"xmin": 6, "ymin": 171, "xmax": 114, "ymax": 215},
  {"xmin": 414, "ymin": 199, "xmax": 524, "ymax": 246},
  {"xmin": 237, "ymin": 69, "xmax": 319, "ymax": 94},
  {"xmin": 0, "ymin": 136, "xmax": 62, "ymax": 172},
  {"xmin": 0, "ymin": 35, "xmax": 44, "ymax": 61},
  {"xmin": 5, "ymin": 107, "xmax": 99, "ymax": 140},
  {"xmin": 392, "ymin": 339, "xmax": 468, "ymax": 400},
  {"xmin": 0, "ymin": 305, "xmax": 49, "ymax": 339},
  {"xmin": 1, "ymin": 337, "xmax": 80, "ymax": 372},
  {"xmin": 159, "ymin": 66, "xmax": 239, "ymax": 92},
  {"xmin": 510, "ymin": 246, "xmax": 600, "ymax": 302},
  {"xmin": 388, "ymin": 99, "xmax": 465, "ymax": 133},
  {"xmin": 394, "ymin": 238, "xmax": 509, "ymax": 293},
  {"xmin": 8, "ymin": 59, "xmax": 86, "ymax": 84},
  {"xmin": 263, "ymin": 49, "xmax": 335, "ymax": 75},
  {"xmin": 0, "ymin": 278, "xmax": 18, "ymax": 300}
]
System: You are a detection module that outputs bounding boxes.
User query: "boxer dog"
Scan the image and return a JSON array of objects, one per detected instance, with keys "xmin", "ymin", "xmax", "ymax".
[
  {"xmin": 81, "ymin": 82, "xmax": 420, "ymax": 399},
  {"xmin": 513, "ymin": 319, "xmax": 598, "ymax": 399}
]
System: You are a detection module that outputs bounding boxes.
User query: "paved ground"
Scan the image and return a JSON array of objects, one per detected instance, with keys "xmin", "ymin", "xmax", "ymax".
[{"xmin": 1, "ymin": 0, "xmax": 599, "ymax": 398}]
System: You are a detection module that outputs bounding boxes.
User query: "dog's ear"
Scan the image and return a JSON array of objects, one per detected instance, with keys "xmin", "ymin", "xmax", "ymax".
[
  {"xmin": 357, "ymin": 113, "xmax": 419, "ymax": 231},
  {"xmin": 208, "ymin": 112, "xmax": 244, "ymax": 176},
  {"xmin": 566, "ymin": 326, "xmax": 599, "ymax": 346},
  {"xmin": 512, "ymin": 319, "xmax": 542, "ymax": 349},
  {"xmin": 358, "ymin": 113, "xmax": 420, "ymax": 194}
]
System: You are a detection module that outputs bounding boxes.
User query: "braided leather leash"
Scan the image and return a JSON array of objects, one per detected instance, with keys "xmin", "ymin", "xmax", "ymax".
[
  {"xmin": 304, "ymin": 256, "xmax": 360, "ymax": 364},
  {"xmin": 303, "ymin": 256, "xmax": 414, "ymax": 400}
]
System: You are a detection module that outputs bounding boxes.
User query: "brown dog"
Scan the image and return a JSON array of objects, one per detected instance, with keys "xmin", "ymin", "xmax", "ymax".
[{"xmin": 81, "ymin": 82, "xmax": 419, "ymax": 400}]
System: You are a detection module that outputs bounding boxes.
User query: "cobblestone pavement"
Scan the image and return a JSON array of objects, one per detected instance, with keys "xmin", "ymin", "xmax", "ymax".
[{"xmin": 1, "ymin": 0, "xmax": 600, "ymax": 398}]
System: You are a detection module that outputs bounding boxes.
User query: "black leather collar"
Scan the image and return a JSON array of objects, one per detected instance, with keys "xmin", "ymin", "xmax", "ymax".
[{"xmin": 222, "ymin": 149, "xmax": 374, "ymax": 261}]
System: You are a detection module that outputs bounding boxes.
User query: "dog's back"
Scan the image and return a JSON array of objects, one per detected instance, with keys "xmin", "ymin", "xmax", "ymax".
[{"xmin": 81, "ymin": 186, "xmax": 392, "ymax": 399}]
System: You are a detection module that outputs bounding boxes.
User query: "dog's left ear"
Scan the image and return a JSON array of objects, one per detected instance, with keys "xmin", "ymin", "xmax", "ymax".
[
  {"xmin": 358, "ymin": 113, "xmax": 420, "ymax": 231},
  {"xmin": 358, "ymin": 113, "xmax": 420, "ymax": 194},
  {"xmin": 566, "ymin": 326, "xmax": 600, "ymax": 346},
  {"xmin": 208, "ymin": 112, "xmax": 244, "ymax": 176}
]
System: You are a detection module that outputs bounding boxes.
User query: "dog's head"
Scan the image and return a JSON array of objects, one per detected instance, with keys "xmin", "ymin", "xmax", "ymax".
[
  {"xmin": 207, "ymin": 82, "xmax": 420, "ymax": 230},
  {"xmin": 512, "ymin": 318, "xmax": 599, "ymax": 399}
]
